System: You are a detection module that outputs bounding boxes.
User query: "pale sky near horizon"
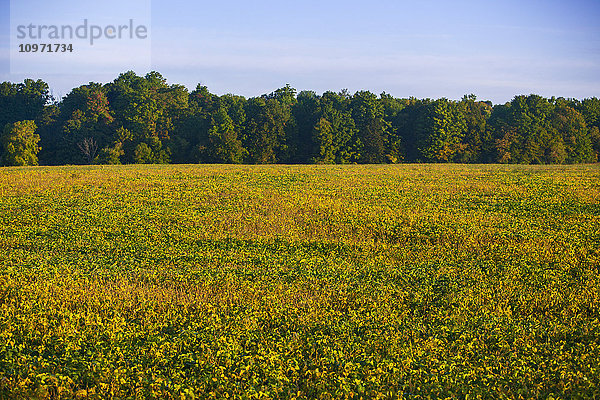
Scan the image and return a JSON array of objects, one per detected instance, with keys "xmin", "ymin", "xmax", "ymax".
[{"xmin": 0, "ymin": 0, "xmax": 599, "ymax": 104}]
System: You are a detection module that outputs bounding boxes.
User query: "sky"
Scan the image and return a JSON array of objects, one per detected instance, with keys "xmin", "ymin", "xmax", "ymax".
[{"xmin": 0, "ymin": 0, "xmax": 599, "ymax": 104}]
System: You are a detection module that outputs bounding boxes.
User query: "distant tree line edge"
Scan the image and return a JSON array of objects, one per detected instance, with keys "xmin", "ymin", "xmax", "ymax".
[{"xmin": 1, "ymin": 71, "xmax": 599, "ymax": 166}]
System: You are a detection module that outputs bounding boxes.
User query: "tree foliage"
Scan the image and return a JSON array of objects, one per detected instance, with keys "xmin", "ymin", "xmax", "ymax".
[
  {"xmin": 1, "ymin": 120, "xmax": 40, "ymax": 166},
  {"xmin": 0, "ymin": 73, "xmax": 598, "ymax": 166}
]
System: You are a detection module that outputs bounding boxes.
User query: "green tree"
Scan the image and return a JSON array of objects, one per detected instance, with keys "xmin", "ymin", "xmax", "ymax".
[
  {"xmin": 590, "ymin": 127, "xmax": 600, "ymax": 162},
  {"xmin": 57, "ymin": 83, "xmax": 115, "ymax": 164},
  {"xmin": 95, "ymin": 142, "xmax": 124, "ymax": 164},
  {"xmin": 35, "ymin": 103, "xmax": 61, "ymax": 165},
  {"xmin": 416, "ymin": 98, "xmax": 466, "ymax": 162},
  {"xmin": 511, "ymin": 95, "xmax": 563, "ymax": 163},
  {"xmin": 176, "ymin": 85, "xmax": 217, "ymax": 163},
  {"xmin": 552, "ymin": 103, "xmax": 593, "ymax": 163},
  {"xmin": 395, "ymin": 98, "xmax": 430, "ymax": 162},
  {"xmin": 263, "ymin": 85, "xmax": 297, "ymax": 163},
  {"xmin": 134, "ymin": 142, "xmax": 153, "ymax": 164},
  {"xmin": 0, "ymin": 79, "xmax": 54, "ymax": 165},
  {"xmin": 351, "ymin": 91, "xmax": 390, "ymax": 163},
  {"xmin": 484, "ymin": 103, "xmax": 513, "ymax": 163},
  {"xmin": 293, "ymin": 90, "xmax": 320, "ymax": 163},
  {"xmin": 487, "ymin": 96, "xmax": 566, "ymax": 164},
  {"xmin": 453, "ymin": 94, "xmax": 491, "ymax": 163},
  {"xmin": 243, "ymin": 89, "xmax": 295, "ymax": 164},
  {"xmin": 311, "ymin": 118, "xmax": 335, "ymax": 163},
  {"xmin": 106, "ymin": 71, "xmax": 183, "ymax": 163},
  {"xmin": 380, "ymin": 92, "xmax": 406, "ymax": 163},
  {"xmin": 0, "ymin": 79, "xmax": 51, "ymax": 129},
  {"xmin": 573, "ymin": 97, "xmax": 600, "ymax": 161},
  {"xmin": 318, "ymin": 91, "xmax": 357, "ymax": 163},
  {"xmin": 576, "ymin": 97, "xmax": 600, "ymax": 129},
  {"xmin": 205, "ymin": 107, "xmax": 247, "ymax": 163},
  {"xmin": 1, "ymin": 120, "xmax": 40, "ymax": 166}
]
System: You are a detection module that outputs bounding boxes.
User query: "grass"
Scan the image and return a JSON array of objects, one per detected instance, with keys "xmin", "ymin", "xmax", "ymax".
[{"xmin": 0, "ymin": 164, "xmax": 599, "ymax": 399}]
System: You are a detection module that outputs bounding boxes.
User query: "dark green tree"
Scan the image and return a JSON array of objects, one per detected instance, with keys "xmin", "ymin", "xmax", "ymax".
[
  {"xmin": 0, "ymin": 79, "xmax": 51, "ymax": 129},
  {"xmin": 175, "ymin": 85, "xmax": 218, "ymax": 163},
  {"xmin": 552, "ymin": 103, "xmax": 593, "ymax": 163},
  {"xmin": 205, "ymin": 107, "xmax": 247, "ymax": 163},
  {"xmin": 0, "ymin": 73, "xmax": 597, "ymax": 166},
  {"xmin": 573, "ymin": 97, "xmax": 600, "ymax": 161},
  {"xmin": 56, "ymin": 83, "xmax": 115, "ymax": 164},
  {"xmin": 244, "ymin": 87, "xmax": 296, "ymax": 164},
  {"xmin": 293, "ymin": 90, "xmax": 320, "ymax": 163},
  {"xmin": 318, "ymin": 91, "xmax": 357, "ymax": 163},
  {"xmin": 395, "ymin": 98, "xmax": 430, "ymax": 162},
  {"xmin": 351, "ymin": 91, "xmax": 390, "ymax": 163},
  {"xmin": 453, "ymin": 95, "xmax": 491, "ymax": 163}
]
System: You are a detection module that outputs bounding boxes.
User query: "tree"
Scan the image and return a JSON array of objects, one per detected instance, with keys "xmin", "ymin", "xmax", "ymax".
[
  {"xmin": 176, "ymin": 85, "xmax": 217, "ymax": 163},
  {"xmin": 351, "ymin": 91, "xmax": 390, "ymax": 163},
  {"xmin": 78, "ymin": 137, "xmax": 99, "ymax": 164},
  {"xmin": 380, "ymin": 92, "xmax": 406, "ymax": 163},
  {"xmin": 454, "ymin": 94, "xmax": 491, "ymax": 163},
  {"xmin": 415, "ymin": 98, "xmax": 466, "ymax": 162},
  {"xmin": 511, "ymin": 95, "xmax": 563, "ymax": 164},
  {"xmin": 590, "ymin": 127, "xmax": 600, "ymax": 162},
  {"xmin": 134, "ymin": 142, "xmax": 153, "ymax": 164},
  {"xmin": 484, "ymin": 103, "xmax": 513, "ymax": 163},
  {"xmin": 293, "ymin": 90, "xmax": 320, "ymax": 163},
  {"xmin": 0, "ymin": 79, "xmax": 51, "ymax": 129},
  {"xmin": 95, "ymin": 142, "xmax": 124, "ymax": 164},
  {"xmin": 573, "ymin": 97, "xmax": 600, "ymax": 161},
  {"xmin": 318, "ymin": 91, "xmax": 357, "ymax": 163},
  {"xmin": 36, "ymin": 103, "xmax": 61, "ymax": 165},
  {"xmin": 243, "ymin": 93, "xmax": 293, "ymax": 164},
  {"xmin": 395, "ymin": 98, "xmax": 429, "ymax": 162},
  {"xmin": 311, "ymin": 118, "xmax": 335, "ymax": 163},
  {"xmin": 487, "ymin": 96, "xmax": 566, "ymax": 164},
  {"xmin": 57, "ymin": 84, "xmax": 114, "ymax": 164},
  {"xmin": 1, "ymin": 73, "xmax": 598, "ymax": 166},
  {"xmin": 0, "ymin": 80, "xmax": 54, "ymax": 165},
  {"xmin": 1, "ymin": 120, "xmax": 40, "ymax": 166},
  {"xmin": 205, "ymin": 107, "xmax": 247, "ymax": 163},
  {"xmin": 261, "ymin": 85, "xmax": 297, "ymax": 163},
  {"xmin": 552, "ymin": 104, "xmax": 593, "ymax": 163},
  {"xmin": 106, "ymin": 71, "xmax": 184, "ymax": 163},
  {"xmin": 576, "ymin": 97, "xmax": 600, "ymax": 129}
]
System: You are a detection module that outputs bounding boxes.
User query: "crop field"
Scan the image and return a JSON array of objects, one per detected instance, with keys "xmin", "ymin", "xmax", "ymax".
[{"xmin": 0, "ymin": 164, "xmax": 599, "ymax": 399}]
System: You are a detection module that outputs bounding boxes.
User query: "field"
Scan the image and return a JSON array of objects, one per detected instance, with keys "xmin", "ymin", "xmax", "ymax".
[{"xmin": 0, "ymin": 164, "xmax": 599, "ymax": 399}]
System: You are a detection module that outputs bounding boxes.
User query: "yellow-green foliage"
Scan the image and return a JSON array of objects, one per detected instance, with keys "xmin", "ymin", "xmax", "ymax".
[{"xmin": 0, "ymin": 164, "xmax": 599, "ymax": 399}]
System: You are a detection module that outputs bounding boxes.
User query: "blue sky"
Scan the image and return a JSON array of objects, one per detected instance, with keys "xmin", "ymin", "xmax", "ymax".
[{"xmin": 1, "ymin": 0, "xmax": 599, "ymax": 104}]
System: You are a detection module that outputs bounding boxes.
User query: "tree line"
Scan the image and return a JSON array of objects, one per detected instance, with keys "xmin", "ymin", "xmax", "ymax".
[{"xmin": 1, "ymin": 71, "xmax": 599, "ymax": 166}]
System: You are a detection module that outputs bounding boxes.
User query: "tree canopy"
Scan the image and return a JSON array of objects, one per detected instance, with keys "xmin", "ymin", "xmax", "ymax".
[
  {"xmin": 1, "ymin": 120, "xmax": 40, "ymax": 166},
  {"xmin": 1, "ymin": 72, "xmax": 598, "ymax": 166}
]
